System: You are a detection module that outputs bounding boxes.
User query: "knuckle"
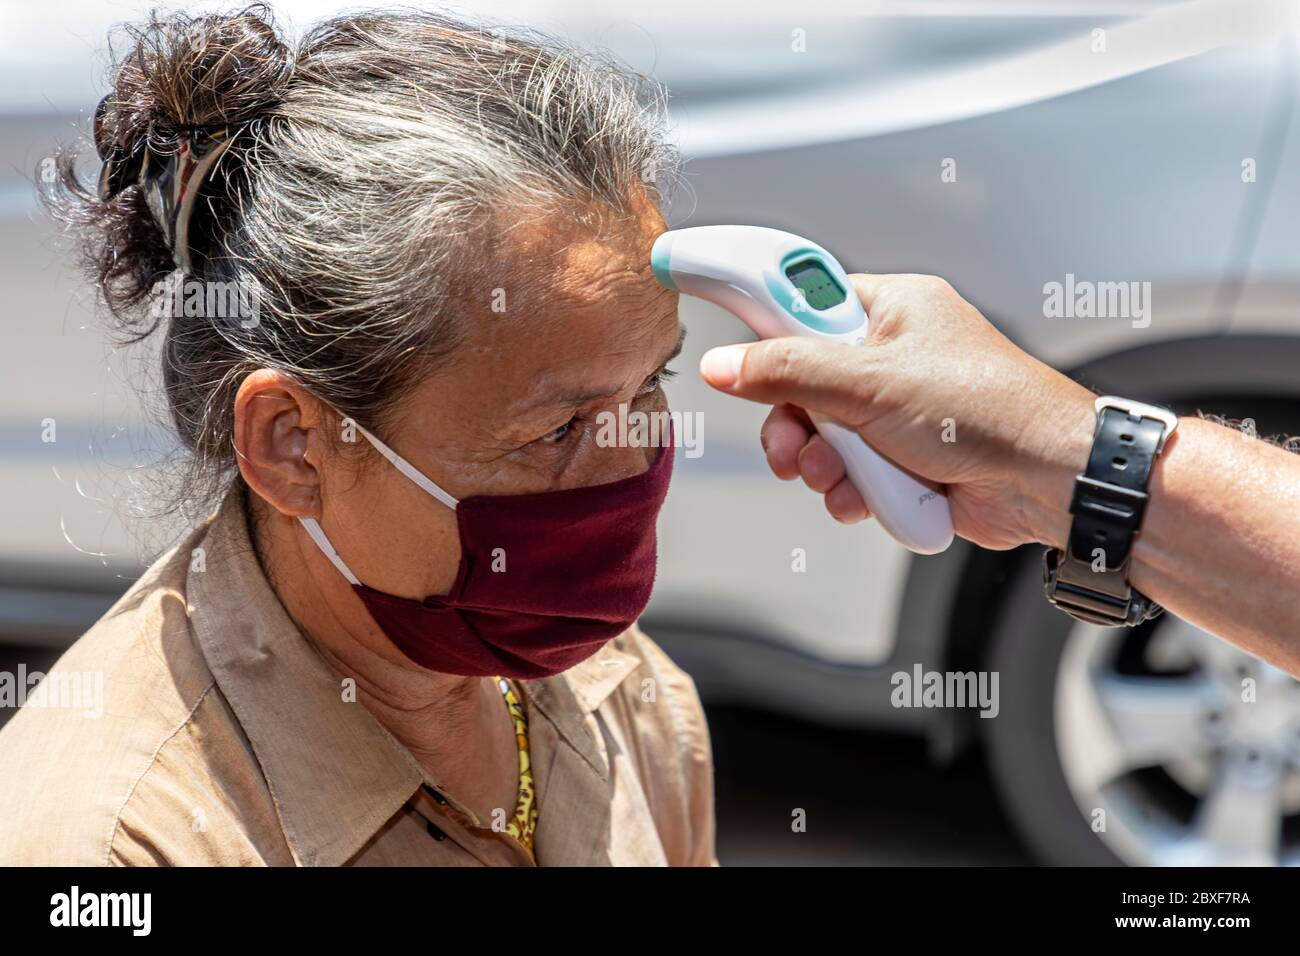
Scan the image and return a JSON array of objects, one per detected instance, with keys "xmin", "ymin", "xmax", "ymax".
[
  {"xmin": 870, "ymin": 284, "xmax": 900, "ymax": 314},
  {"xmin": 758, "ymin": 338, "xmax": 803, "ymax": 385}
]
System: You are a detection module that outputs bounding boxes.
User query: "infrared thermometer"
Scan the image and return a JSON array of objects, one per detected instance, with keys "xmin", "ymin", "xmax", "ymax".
[{"xmin": 651, "ymin": 225, "xmax": 954, "ymax": 555}]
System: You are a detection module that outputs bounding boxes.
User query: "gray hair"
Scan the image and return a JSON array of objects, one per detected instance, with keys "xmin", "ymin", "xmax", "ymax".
[{"xmin": 47, "ymin": 4, "xmax": 677, "ymax": 519}]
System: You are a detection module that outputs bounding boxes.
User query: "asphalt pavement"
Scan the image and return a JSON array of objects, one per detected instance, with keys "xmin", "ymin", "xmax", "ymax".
[{"xmin": 708, "ymin": 704, "xmax": 1032, "ymax": 865}]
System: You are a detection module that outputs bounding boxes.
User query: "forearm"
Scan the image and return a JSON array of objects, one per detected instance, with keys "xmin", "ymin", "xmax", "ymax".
[
  {"xmin": 1132, "ymin": 417, "xmax": 1300, "ymax": 669},
  {"xmin": 1026, "ymin": 412, "xmax": 1300, "ymax": 673}
]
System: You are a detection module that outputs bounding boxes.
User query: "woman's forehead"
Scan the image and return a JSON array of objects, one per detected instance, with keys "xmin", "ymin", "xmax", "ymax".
[
  {"xmin": 461, "ymin": 256, "xmax": 677, "ymax": 380},
  {"xmin": 400, "ymin": 196, "xmax": 679, "ymax": 421},
  {"xmin": 463, "ymin": 199, "xmax": 673, "ymax": 341}
]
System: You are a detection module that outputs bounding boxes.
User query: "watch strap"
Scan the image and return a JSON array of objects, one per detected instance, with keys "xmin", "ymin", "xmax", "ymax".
[{"xmin": 1042, "ymin": 398, "xmax": 1175, "ymax": 627}]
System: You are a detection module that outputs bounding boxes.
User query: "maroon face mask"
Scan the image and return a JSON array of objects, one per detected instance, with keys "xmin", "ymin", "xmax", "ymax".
[{"xmin": 299, "ymin": 421, "xmax": 674, "ymax": 679}]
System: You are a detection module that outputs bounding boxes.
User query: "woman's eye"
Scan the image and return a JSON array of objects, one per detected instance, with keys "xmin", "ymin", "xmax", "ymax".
[
  {"xmin": 542, "ymin": 417, "xmax": 579, "ymax": 444},
  {"xmin": 640, "ymin": 366, "xmax": 678, "ymax": 395}
]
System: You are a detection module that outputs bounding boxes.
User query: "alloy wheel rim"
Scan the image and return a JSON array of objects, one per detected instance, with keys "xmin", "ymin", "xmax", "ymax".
[{"xmin": 1054, "ymin": 615, "xmax": 1300, "ymax": 866}]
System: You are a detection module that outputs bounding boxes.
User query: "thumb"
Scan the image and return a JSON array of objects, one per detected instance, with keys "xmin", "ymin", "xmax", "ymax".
[{"xmin": 699, "ymin": 337, "xmax": 875, "ymax": 425}]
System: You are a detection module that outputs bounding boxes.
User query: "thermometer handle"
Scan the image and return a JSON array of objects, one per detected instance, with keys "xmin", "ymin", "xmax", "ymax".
[{"xmin": 808, "ymin": 413, "xmax": 954, "ymax": 555}]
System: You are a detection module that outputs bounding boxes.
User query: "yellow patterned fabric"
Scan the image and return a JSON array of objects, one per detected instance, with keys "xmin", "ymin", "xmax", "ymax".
[{"xmin": 496, "ymin": 677, "xmax": 539, "ymax": 853}]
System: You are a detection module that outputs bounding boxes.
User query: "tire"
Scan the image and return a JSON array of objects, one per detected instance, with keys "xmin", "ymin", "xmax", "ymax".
[
  {"xmin": 980, "ymin": 558, "xmax": 1123, "ymax": 866},
  {"xmin": 980, "ymin": 548, "xmax": 1300, "ymax": 867}
]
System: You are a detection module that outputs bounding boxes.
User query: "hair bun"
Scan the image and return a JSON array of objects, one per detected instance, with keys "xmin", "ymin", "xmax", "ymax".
[
  {"xmin": 100, "ymin": 4, "xmax": 292, "ymax": 152},
  {"xmin": 45, "ymin": 6, "xmax": 295, "ymax": 327}
]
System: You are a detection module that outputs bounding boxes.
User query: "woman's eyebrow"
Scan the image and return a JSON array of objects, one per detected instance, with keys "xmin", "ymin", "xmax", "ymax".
[{"xmin": 525, "ymin": 325, "xmax": 687, "ymax": 411}]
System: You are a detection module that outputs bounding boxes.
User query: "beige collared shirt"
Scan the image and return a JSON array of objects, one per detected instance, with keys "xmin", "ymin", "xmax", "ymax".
[{"xmin": 0, "ymin": 488, "xmax": 717, "ymax": 866}]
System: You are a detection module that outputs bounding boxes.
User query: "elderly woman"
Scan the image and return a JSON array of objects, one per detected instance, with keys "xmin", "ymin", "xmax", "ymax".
[{"xmin": 0, "ymin": 8, "xmax": 715, "ymax": 866}]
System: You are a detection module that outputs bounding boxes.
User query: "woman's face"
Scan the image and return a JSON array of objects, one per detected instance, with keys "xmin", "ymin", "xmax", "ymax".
[{"xmin": 299, "ymin": 198, "xmax": 683, "ymax": 600}]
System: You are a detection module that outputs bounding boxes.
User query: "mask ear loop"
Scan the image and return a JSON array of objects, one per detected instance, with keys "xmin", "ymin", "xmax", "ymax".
[
  {"xmin": 299, "ymin": 516, "xmax": 361, "ymax": 586},
  {"xmin": 252, "ymin": 383, "xmax": 459, "ymax": 583},
  {"xmin": 294, "ymin": 411, "xmax": 460, "ymax": 587},
  {"xmin": 348, "ymin": 422, "xmax": 460, "ymax": 510}
]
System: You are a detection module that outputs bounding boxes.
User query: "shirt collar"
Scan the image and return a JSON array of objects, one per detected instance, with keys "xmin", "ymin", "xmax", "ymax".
[
  {"xmin": 187, "ymin": 485, "xmax": 639, "ymax": 866},
  {"xmin": 523, "ymin": 639, "xmax": 641, "ymax": 781}
]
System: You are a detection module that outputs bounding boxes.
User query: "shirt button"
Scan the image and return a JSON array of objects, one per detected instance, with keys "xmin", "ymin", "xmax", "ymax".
[
  {"xmin": 424, "ymin": 784, "xmax": 448, "ymax": 805},
  {"xmin": 426, "ymin": 820, "xmax": 447, "ymax": 841}
]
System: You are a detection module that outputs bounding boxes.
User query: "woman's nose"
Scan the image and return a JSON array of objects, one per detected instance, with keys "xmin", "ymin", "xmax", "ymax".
[{"xmin": 595, "ymin": 411, "xmax": 672, "ymax": 482}]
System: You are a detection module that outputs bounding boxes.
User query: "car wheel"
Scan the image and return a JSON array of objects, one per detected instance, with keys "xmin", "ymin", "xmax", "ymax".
[{"xmin": 981, "ymin": 556, "xmax": 1300, "ymax": 866}]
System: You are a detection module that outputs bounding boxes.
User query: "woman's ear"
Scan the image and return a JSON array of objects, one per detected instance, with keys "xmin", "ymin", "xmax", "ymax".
[{"xmin": 233, "ymin": 370, "xmax": 329, "ymax": 518}]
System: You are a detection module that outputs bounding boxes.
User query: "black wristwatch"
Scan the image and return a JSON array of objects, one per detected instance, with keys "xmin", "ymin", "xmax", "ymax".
[{"xmin": 1041, "ymin": 396, "xmax": 1178, "ymax": 627}]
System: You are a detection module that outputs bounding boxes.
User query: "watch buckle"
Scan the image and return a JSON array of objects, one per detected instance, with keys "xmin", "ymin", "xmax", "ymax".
[{"xmin": 1094, "ymin": 395, "xmax": 1178, "ymax": 455}]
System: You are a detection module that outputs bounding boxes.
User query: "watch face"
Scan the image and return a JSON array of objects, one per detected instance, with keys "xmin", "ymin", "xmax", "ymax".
[{"xmin": 1041, "ymin": 546, "xmax": 1154, "ymax": 628}]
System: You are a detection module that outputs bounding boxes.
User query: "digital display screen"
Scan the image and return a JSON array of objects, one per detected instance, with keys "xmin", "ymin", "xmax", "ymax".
[{"xmin": 785, "ymin": 258, "xmax": 846, "ymax": 311}]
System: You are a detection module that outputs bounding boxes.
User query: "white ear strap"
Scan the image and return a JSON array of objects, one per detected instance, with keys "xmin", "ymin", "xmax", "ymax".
[
  {"xmin": 352, "ymin": 422, "xmax": 459, "ymax": 510},
  {"xmin": 298, "ymin": 517, "xmax": 362, "ymax": 586},
  {"xmin": 298, "ymin": 421, "xmax": 457, "ymax": 586}
]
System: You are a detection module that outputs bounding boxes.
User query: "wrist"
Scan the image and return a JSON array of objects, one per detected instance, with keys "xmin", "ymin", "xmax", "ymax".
[
  {"xmin": 1125, "ymin": 415, "xmax": 1202, "ymax": 594},
  {"xmin": 1015, "ymin": 382, "xmax": 1097, "ymax": 548},
  {"xmin": 1037, "ymin": 395, "xmax": 1181, "ymax": 627}
]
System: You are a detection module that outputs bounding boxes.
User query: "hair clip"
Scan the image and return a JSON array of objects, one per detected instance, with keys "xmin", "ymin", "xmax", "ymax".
[
  {"xmin": 93, "ymin": 95, "xmax": 143, "ymax": 203},
  {"xmin": 138, "ymin": 126, "xmax": 234, "ymax": 274},
  {"xmin": 93, "ymin": 95, "xmax": 236, "ymax": 274}
]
